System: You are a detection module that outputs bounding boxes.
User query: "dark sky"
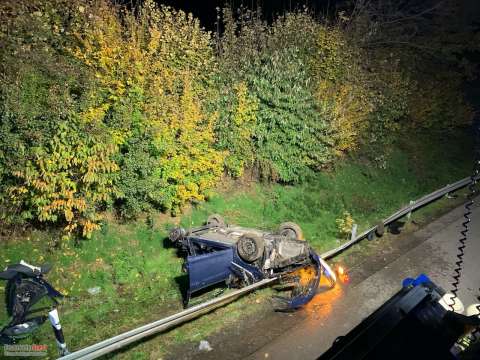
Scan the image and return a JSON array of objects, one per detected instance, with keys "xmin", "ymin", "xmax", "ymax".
[
  {"xmin": 153, "ymin": 0, "xmax": 480, "ymax": 32},
  {"xmin": 155, "ymin": 0, "xmax": 339, "ymax": 30}
]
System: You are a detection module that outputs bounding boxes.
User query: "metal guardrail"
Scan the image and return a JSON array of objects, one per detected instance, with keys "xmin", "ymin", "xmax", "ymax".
[
  {"xmin": 320, "ymin": 175, "xmax": 475, "ymax": 260},
  {"xmin": 60, "ymin": 175, "xmax": 475, "ymax": 359}
]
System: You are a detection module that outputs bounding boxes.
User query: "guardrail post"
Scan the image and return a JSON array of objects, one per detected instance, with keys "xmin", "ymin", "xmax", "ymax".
[
  {"xmin": 351, "ymin": 223, "xmax": 358, "ymax": 241},
  {"xmin": 407, "ymin": 200, "xmax": 415, "ymax": 221}
]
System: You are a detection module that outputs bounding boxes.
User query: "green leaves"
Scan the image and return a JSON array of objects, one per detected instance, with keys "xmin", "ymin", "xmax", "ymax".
[{"xmin": 216, "ymin": 11, "xmax": 329, "ymax": 183}]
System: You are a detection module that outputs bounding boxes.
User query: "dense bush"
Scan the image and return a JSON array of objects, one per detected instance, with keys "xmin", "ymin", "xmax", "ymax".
[
  {"xmin": 215, "ymin": 82, "xmax": 258, "ymax": 177},
  {"xmin": 313, "ymin": 26, "xmax": 374, "ymax": 154},
  {"xmin": 0, "ymin": 0, "xmax": 224, "ymax": 235},
  {"xmin": 217, "ymin": 10, "xmax": 330, "ymax": 182},
  {"xmin": 69, "ymin": 1, "xmax": 225, "ymax": 217},
  {"xmin": 0, "ymin": 0, "xmax": 473, "ymax": 237},
  {"xmin": 408, "ymin": 67, "xmax": 473, "ymax": 129},
  {"xmin": 0, "ymin": 1, "xmax": 119, "ymax": 237}
]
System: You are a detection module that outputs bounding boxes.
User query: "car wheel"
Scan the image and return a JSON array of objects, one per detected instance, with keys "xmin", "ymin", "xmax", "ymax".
[
  {"xmin": 206, "ymin": 214, "xmax": 226, "ymax": 228},
  {"xmin": 237, "ymin": 233, "xmax": 265, "ymax": 262},
  {"xmin": 169, "ymin": 227, "xmax": 186, "ymax": 243},
  {"xmin": 278, "ymin": 222, "xmax": 304, "ymax": 241}
]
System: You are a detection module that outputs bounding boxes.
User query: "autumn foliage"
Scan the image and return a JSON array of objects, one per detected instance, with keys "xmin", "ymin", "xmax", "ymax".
[{"xmin": 0, "ymin": 0, "xmax": 473, "ymax": 237}]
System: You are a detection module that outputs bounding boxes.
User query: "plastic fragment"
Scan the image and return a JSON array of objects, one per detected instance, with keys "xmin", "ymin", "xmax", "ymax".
[{"xmin": 199, "ymin": 340, "xmax": 212, "ymax": 352}]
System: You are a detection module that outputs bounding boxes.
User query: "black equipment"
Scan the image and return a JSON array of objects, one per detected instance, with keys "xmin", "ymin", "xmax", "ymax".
[
  {"xmin": 0, "ymin": 261, "xmax": 69, "ymax": 356},
  {"xmin": 317, "ymin": 275, "xmax": 480, "ymax": 360}
]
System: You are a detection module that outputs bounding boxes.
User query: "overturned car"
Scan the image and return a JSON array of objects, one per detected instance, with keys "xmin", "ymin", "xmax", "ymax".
[{"xmin": 170, "ymin": 215, "xmax": 336, "ymax": 309}]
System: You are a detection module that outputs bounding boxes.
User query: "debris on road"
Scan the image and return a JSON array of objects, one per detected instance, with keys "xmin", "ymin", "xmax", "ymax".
[
  {"xmin": 87, "ymin": 287, "xmax": 101, "ymax": 295},
  {"xmin": 198, "ymin": 340, "xmax": 212, "ymax": 352}
]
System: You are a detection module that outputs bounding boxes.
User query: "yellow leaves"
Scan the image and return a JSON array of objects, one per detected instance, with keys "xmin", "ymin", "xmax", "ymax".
[
  {"xmin": 149, "ymin": 72, "xmax": 224, "ymax": 209},
  {"xmin": 65, "ymin": 208, "xmax": 74, "ymax": 222},
  {"xmin": 6, "ymin": 119, "xmax": 119, "ymax": 238},
  {"xmin": 233, "ymin": 82, "xmax": 258, "ymax": 127},
  {"xmin": 317, "ymin": 80, "xmax": 374, "ymax": 153},
  {"xmin": 314, "ymin": 26, "xmax": 349, "ymax": 82},
  {"xmin": 313, "ymin": 26, "xmax": 377, "ymax": 155},
  {"xmin": 80, "ymin": 220, "xmax": 100, "ymax": 238},
  {"xmin": 65, "ymin": 223, "xmax": 77, "ymax": 233},
  {"xmin": 220, "ymin": 82, "xmax": 258, "ymax": 177},
  {"xmin": 336, "ymin": 211, "xmax": 355, "ymax": 237},
  {"xmin": 407, "ymin": 71, "xmax": 473, "ymax": 129},
  {"xmin": 81, "ymin": 103, "xmax": 111, "ymax": 125}
]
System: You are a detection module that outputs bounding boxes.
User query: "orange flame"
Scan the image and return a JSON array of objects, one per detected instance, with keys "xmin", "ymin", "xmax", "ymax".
[{"xmin": 336, "ymin": 265, "xmax": 350, "ymax": 283}]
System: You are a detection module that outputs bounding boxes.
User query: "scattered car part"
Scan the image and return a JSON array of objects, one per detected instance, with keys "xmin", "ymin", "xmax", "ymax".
[
  {"xmin": 319, "ymin": 257, "xmax": 337, "ymax": 287},
  {"xmin": 0, "ymin": 261, "xmax": 69, "ymax": 356}
]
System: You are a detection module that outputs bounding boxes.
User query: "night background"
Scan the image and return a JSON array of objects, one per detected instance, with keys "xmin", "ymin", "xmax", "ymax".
[
  {"xmin": 157, "ymin": 0, "xmax": 480, "ymax": 31},
  {"xmin": 158, "ymin": 0, "xmax": 340, "ymax": 29},
  {"xmin": 1, "ymin": 0, "xmax": 480, "ymax": 358}
]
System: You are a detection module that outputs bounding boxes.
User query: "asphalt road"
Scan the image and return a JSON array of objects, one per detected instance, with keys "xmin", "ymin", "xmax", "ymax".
[{"xmin": 245, "ymin": 200, "xmax": 480, "ymax": 360}]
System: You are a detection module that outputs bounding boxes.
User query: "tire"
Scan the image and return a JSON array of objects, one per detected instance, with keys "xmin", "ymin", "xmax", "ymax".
[
  {"xmin": 206, "ymin": 214, "xmax": 226, "ymax": 228},
  {"xmin": 237, "ymin": 233, "xmax": 265, "ymax": 262},
  {"xmin": 375, "ymin": 222, "xmax": 385, "ymax": 237},
  {"xmin": 278, "ymin": 222, "xmax": 304, "ymax": 241},
  {"xmin": 169, "ymin": 227, "xmax": 186, "ymax": 243}
]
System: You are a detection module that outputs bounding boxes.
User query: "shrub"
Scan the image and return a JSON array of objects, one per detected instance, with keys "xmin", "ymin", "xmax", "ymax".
[
  {"xmin": 366, "ymin": 62, "xmax": 412, "ymax": 148},
  {"xmin": 0, "ymin": 1, "xmax": 118, "ymax": 237},
  {"xmin": 65, "ymin": 0, "xmax": 225, "ymax": 215},
  {"xmin": 6, "ymin": 121, "xmax": 118, "ymax": 237},
  {"xmin": 215, "ymin": 82, "xmax": 258, "ymax": 177},
  {"xmin": 313, "ymin": 26, "xmax": 374, "ymax": 155},
  {"xmin": 217, "ymin": 10, "xmax": 330, "ymax": 182},
  {"xmin": 336, "ymin": 211, "xmax": 355, "ymax": 238},
  {"xmin": 0, "ymin": 0, "xmax": 224, "ymax": 235},
  {"xmin": 408, "ymin": 67, "xmax": 473, "ymax": 129}
]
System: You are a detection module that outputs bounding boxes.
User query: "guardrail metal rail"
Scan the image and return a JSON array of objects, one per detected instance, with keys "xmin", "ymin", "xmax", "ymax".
[{"xmin": 320, "ymin": 175, "xmax": 476, "ymax": 259}]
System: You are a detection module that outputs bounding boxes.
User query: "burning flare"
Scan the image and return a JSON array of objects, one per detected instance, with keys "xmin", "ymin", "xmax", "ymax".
[{"xmin": 336, "ymin": 265, "xmax": 350, "ymax": 284}]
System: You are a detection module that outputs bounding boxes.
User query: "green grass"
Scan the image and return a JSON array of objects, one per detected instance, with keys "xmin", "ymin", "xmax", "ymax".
[{"xmin": 0, "ymin": 129, "xmax": 473, "ymax": 358}]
